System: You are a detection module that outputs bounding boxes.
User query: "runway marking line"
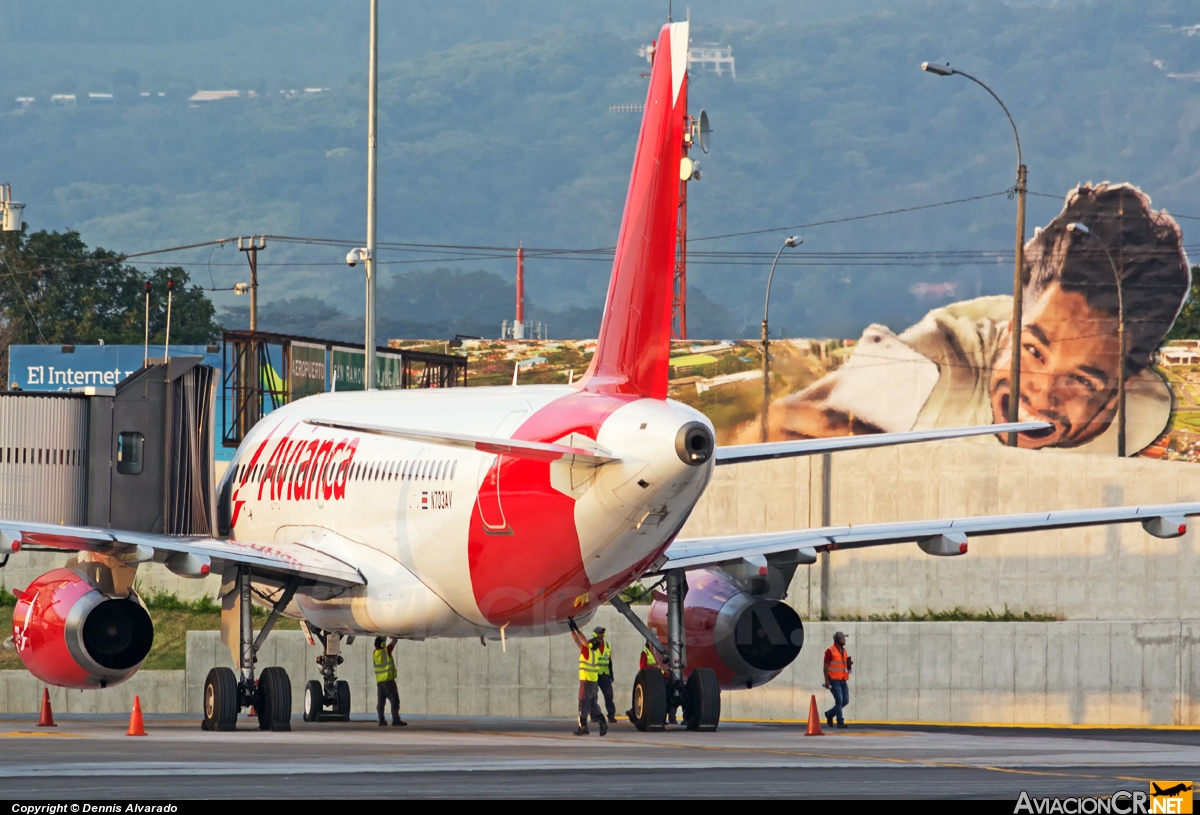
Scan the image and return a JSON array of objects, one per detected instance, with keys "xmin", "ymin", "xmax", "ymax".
[
  {"xmin": 0, "ymin": 731, "xmax": 86, "ymax": 738},
  {"xmin": 725, "ymin": 718, "xmax": 1200, "ymax": 732},
  {"xmin": 438, "ymin": 727, "xmax": 1136, "ymax": 783}
]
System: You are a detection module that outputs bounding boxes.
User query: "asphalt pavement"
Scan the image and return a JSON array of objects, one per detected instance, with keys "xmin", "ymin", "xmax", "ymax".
[{"xmin": 0, "ymin": 714, "xmax": 1196, "ymax": 799}]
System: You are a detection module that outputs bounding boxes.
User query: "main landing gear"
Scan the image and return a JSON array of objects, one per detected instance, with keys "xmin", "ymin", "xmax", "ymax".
[
  {"xmin": 611, "ymin": 569, "xmax": 721, "ymax": 733},
  {"xmin": 302, "ymin": 628, "xmax": 352, "ymax": 722},
  {"xmin": 201, "ymin": 567, "xmax": 299, "ymax": 732}
]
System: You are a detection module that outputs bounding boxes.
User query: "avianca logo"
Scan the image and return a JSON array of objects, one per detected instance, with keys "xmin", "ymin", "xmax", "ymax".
[{"xmin": 230, "ymin": 422, "xmax": 360, "ymax": 527}]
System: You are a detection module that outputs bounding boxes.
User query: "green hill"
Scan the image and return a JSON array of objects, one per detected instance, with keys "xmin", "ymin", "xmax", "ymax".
[{"xmin": 2, "ymin": 0, "xmax": 1199, "ymax": 341}]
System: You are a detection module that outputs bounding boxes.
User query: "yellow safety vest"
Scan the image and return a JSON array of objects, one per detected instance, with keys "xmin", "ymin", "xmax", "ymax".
[
  {"xmin": 579, "ymin": 645, "xmax": 599, "ymax": 682},
  {"xmin": 373, "ymin": 647, "xmax": 397, "ymax": 683},
  {"xmin": 642, "ymin": 645, "xmax": 659, "ymax": 667},
  {"xmin": 596, "ymin": 642, "xmax": 612, "ymax": 675}
]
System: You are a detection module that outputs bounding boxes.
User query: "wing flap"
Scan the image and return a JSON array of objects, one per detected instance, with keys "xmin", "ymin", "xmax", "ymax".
[
  {"xmin": 1, "ymin": 520, "xmax": 364, "ymax": 588},
  {"xmin": 654, "ymin": 502, "xmax": 1200, "ymax": 573}
]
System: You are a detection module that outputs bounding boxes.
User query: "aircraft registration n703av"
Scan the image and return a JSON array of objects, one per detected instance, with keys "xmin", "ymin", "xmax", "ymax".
[{"xmin": 6, "ymin": 21, "xmax": 1200, "ymax": 733}]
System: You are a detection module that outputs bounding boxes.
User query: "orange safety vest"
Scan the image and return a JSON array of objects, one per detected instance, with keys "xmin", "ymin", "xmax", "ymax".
[{"xmin": 825, "ymin": 645, "xmax": 849, "ymax": 680}]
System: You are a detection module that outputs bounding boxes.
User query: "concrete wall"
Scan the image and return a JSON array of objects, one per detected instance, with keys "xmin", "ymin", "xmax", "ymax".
[
  {"xmin": 683, "ymin": 440, "xmax": 1200, "ymax": 620},
  {"xmin": 4, "ymin": 440, "xmax": 1199, "ymax": 619},
  {"xmin": 4, "ymin": 609, "xmax": 1200, "ymax": 726}
]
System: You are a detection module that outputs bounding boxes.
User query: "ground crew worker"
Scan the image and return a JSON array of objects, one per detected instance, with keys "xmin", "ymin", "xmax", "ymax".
[
  {"xmin": 568, "ymin": 619, "xmax": 607, "ymax": 736},
  {"xmin": 823, "ymin": 631, "xmax": 851, "ymax": 729},
  {"xmin": 593, "ymin": 626, "xmax": 617, "ymax": 724},
  {"xmin": 373, "ymin": 636, "xmax": 407, "ymax": 727}
]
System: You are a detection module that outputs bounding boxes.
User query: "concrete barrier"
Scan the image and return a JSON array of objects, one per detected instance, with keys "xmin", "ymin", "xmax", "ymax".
[{"xmin": 3, "ymin": 609, "xmax": 1200, "ymax": 725}]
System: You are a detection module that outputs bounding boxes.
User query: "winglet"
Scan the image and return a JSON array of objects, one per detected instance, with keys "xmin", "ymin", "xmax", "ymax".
[{"xmin": 578, "ymin": 21, "xmax": 689, "ymax": 400}]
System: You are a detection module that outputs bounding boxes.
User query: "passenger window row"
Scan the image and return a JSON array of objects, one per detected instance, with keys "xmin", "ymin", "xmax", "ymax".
[
  {"xmin": 237, "ymin": 458, "xmax": 457, "ymax": 485},
  {"xmin": 0, "ymin": 447, "xmax": 83, "ymax": 466}
]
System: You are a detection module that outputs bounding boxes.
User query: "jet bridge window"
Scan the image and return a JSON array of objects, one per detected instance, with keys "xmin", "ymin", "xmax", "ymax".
[{"xmin": 116, "ymin": 432, "xmax": 145, "ymax": 475}]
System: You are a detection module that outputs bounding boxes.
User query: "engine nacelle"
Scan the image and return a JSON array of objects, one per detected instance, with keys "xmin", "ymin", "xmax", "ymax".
[
  {"xmin": 11, "ymin": 568, "xmax": 154, "ymax": 689},
  {"xmin": 649, "ymin": 569, "xmax": 804, "ymax": 690}
]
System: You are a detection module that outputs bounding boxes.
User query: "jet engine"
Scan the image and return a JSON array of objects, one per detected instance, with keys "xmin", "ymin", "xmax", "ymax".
[
  {"xmin": 11, "ymin": 568, "xmax": 153, "ymax": 689},
  {"xmin": 649, "ymin": 569, "xmax": 803, "ymax": 690}
]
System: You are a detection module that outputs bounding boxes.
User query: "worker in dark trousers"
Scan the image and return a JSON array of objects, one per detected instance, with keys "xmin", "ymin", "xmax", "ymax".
[
  {"xmin": 568, "ymin": 619, "xmax": 607, "ymax": 736},
  {"xmin": 373, "ymin": 636, "xmax": 407, "ymax": 727},
  {"xmin": 823, "ymin": 631, "xmax": 851, "ymax": 729},
  {"xmin": 592, "ymin": 626, "xmax": 617, "ymax": 724}
]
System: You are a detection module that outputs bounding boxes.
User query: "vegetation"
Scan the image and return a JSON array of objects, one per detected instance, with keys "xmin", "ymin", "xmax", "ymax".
[
  {"xmin": 823, "ymin": 605, "xmax": 1060, "ymax": 623},
  {"xmin": 0, "ymin": 227, "xmax": 221, "ymax": 381},
  {"xmin": 4, "ymin": 1, "xmax": 1199, "ymax": 343}
]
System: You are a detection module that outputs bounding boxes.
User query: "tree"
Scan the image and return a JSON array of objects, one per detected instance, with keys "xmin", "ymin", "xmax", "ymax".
[{"xmin": 0, "ymin": 226, "xmax": 221, "ymax": 381}]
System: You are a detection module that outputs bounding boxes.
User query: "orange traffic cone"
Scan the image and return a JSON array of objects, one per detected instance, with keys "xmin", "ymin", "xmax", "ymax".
[
  {"xmin": 805, "ymin": 694, "xmax": 824, "ymax": 736},
  {"xmin": 126, "ymin": 695, "xmax": 147, "ymax": 736},
  {"xmin": 37, "ymin": 688, "xmax": 56, "ymax": 727}
]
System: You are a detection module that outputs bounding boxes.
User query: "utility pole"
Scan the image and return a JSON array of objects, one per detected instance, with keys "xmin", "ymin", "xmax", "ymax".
[
  {"xmin": 672, "ymin": 84, "xmax": 691, "ymax": 340},
  {"xmin": 237, "ymin": 236, "xmax": 265, "ymax": 332},
  {"xmin": 364, "ymin": 0, "xmax": 379, "ymax": 390}
]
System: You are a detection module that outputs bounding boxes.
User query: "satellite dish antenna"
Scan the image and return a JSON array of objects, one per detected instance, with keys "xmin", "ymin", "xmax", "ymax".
[{"xmin": 697, "ymin": 109, "xmax": 711, "ymax": 154}]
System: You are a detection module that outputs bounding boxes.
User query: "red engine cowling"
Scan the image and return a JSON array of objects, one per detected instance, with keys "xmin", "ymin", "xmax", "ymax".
[
  {"xmin": 11, "ymin": 568, "xmax": 154, "ymax": 689},
  {"xmin": 649, "ymin": 569, "xmax": 804, "ymax": 690}
]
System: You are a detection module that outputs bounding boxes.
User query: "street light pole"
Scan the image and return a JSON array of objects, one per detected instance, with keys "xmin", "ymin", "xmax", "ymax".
[
  {"xmin": 1067, "ymin": 222, "xmax": 1125, "ymax": 457},
  {"xmin": 364, "ymin": 0, "xmax": 379, "ymax": 390},
  {"xmin": 922, "ymin": 62, "xmax": 1026, "ymax": 446},
  {"xmin": 761, "ymin": 236, "xmax": 802, "ymax": 443}
]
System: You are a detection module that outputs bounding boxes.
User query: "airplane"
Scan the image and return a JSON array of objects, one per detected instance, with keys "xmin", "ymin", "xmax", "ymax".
[
  {"xmin": 1152, "ymin": 784, "xmax": 1193, "ymax": 798},
  {"xmin": 6, "ymin": 20, "xmax": 1200, "ymax": 734}
]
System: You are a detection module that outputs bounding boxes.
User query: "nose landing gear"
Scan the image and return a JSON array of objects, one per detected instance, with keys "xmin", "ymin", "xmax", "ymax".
[{"xmin": 302, "ymin": 629, "xmax": 352, "ymax": 722}]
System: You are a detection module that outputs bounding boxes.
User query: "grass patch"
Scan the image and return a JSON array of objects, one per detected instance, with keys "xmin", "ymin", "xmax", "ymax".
[
  {"xmin": 0, "ymin": 587, "xmax": 299, "ymax": 672},
  {"xmin": 822, "ymin": 605, "xmax": 1060, "ymax": 623}
]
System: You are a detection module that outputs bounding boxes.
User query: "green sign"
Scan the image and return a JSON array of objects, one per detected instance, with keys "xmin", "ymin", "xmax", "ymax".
[
  {"xmin": 290, "ymin": 341, "xmax": 327, "ymax": 400},
  {"xmin": 330, "ymin": 346, "xmax": 405, "ymax": 391}
]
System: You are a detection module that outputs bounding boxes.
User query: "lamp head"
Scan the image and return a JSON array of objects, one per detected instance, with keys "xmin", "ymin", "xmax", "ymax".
[
  {"xmin": 784, "ymin": 236, "xmax": 803, "ymax": 248},
  {"xmin": 1067, "ymin": 222, "xmax": 1090, "ymax": 236},
  {"xmin": 921, "ymin": 62, "xmax": 954, "ymax": 77}
]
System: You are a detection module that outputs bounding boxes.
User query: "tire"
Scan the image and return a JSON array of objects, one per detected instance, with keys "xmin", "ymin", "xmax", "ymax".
[
  {"xmin": 685, "ymin": 667, "xmax": 721, "ymax": 732},
  {"xmin": 256, "ymin": 667, "xmax": 293, "ymax": 732},
  {"xmin": 303, "ymin": 680, "xmax": 323, "ymax": 723},
  {"xmin": 335, "ymin": 679, "xmax": 352, "ymax": 721},
  {"xmin": 202, "ymin": 667, "xmax": 238, "ymax": 732},
  {"xmin": 630, "ymin": 668, "xmax": 667, "ymax": 732}
]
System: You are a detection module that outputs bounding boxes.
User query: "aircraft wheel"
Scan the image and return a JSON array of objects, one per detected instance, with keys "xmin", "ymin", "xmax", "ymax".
[
  {"xmin": 335, "ymin": 679, "xmax": 352, "ymax": 721},
  {"xmin": 303, "ymin": 680, "xmax": 323, "ymax": 722},
  {"xmin": 202, "ymin": 667, "xmax": 238, "ymax": 732},
  {"xmin": 685, "ymin": 667, "xmax": 721, "ymax": 732},
  {"xmin": 630, "ymin": 669, "xmax": 667, "ymax": 732},
  {"xmin": 256, "ymin": 666, "xmax": 293, "ymax": 732}
]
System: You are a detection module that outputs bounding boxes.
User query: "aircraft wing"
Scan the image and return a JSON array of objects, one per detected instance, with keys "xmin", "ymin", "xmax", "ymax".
[
  {"xmin": 714, "ymin": 422, "xmax": 1049, "ymax": 465},
  {"xmin": 652, "ymin": 502, "xmax": 1200, "ymax": 573},
  {"xmin": 305, "ymin": 419, "xmax": 619, "ymax": 465},
  {"xmin": 0, "ymin": 520, "xmax": 365, "ymax": 589}
]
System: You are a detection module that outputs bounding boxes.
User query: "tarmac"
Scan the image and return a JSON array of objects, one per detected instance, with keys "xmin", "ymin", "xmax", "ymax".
[{"xmin": 0, "ymin": 714, "xmax": 1198, "ymax": 799}]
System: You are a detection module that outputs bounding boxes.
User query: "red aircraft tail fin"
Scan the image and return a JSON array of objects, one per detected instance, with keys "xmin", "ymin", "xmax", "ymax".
[{"xmin": 579, "ymin": 21, "xmax": 688, "ymax": 400}]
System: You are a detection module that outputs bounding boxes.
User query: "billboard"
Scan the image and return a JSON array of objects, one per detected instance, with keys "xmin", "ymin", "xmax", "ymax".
[
  {"xmin": 671, "ymin": 183, "xmax": 1193, "ymax": 459},
  {"xmin": 289, "ymin": 341, "xmax": 327, "ymax": 399},
  {"xmin": 330, "ymin": 346, "xmax": 406, "ymax": 392},
  {"xmin": 10, "ymin": 344, "xmax": 222, "ymax": 391}
]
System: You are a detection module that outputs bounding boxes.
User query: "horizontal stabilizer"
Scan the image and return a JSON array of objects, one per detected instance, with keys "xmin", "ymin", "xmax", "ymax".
[
  {"xmin": 304, "ymin": 419, "xmax": 619, "ymax": 465},
  {"xmin": 714, "ymin": 422, "xmax": 1050, "ymax": 464}
]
